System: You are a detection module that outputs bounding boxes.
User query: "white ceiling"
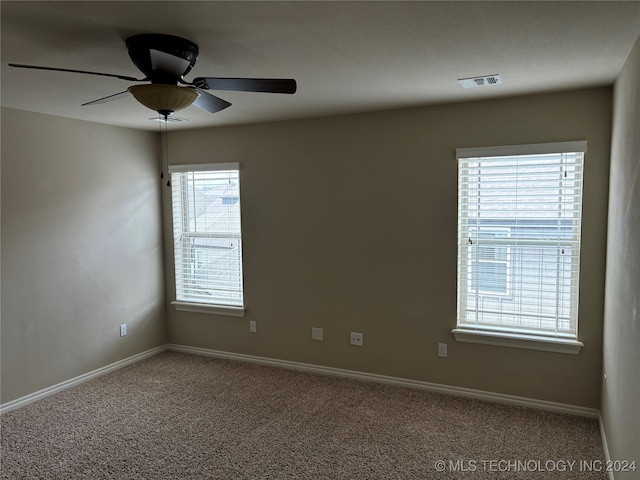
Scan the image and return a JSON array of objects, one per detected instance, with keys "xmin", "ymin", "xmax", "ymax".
[{"xmin": 2, "ymin": 1, "xmax": 640, "ymax": 131}]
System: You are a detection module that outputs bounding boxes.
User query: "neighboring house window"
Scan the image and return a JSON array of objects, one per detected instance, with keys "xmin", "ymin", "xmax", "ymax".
[
  {"xmin": 454, "ymin": 142, "xmax": 586, "ymax": 354},
  {"xmin": 469, "ymin": 228, "xmax": 511, "ymax": 296},
  {"xmin": 169, "ymin": 163, "xmax": 244, "ymax": 314}
]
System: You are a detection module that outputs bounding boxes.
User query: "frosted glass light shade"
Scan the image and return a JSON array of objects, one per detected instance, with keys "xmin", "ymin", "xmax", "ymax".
[{"xmin": 128, "ymin": 84, "xmax": 199, "ymax": 115}]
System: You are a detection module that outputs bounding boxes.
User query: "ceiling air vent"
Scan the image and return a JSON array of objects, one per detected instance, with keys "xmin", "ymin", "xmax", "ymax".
[{"xmin": 458, "ymin": 74, "xmax": 502, "ymax": 89}]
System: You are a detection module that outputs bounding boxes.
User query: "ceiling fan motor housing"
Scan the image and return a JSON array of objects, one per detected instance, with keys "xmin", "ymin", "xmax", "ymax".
[{"xmin": 126, "ymin": 34, "xmax": 199, "ymax": 84}]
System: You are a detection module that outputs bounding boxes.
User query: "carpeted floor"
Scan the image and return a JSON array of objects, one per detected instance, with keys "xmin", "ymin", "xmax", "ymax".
[{"xmin": 1, "ymin": 351, "xmax": 607, "ymax": 479}]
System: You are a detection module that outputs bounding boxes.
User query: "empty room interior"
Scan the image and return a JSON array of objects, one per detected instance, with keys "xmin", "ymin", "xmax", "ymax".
[{"xmin": 1, "ymin": 1, "xmax": 639, "ymax": 478}]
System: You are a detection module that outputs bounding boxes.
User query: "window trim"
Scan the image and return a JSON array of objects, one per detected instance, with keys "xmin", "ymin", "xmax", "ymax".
[
  {"xmin": 454, "ymin": 141, "xmax": 586, "ymax": 354},
  {"xmin": 451, "ymin": 328, "xmax": 583, "ymax": 355},
  {"xmin": 169, "ymin": 162, "xmax": 241, "ymax": 173},
  {"xmin": 171, "ymin": 301, "xmax": 246, "ymax": 317},
  {"xmin": 455, "ymin": 141, "xmax": 587, "ymax": 159}
]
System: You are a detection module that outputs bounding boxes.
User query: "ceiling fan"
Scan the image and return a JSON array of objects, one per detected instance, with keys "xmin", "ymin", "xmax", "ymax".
[{"xmin": 9, "ymin": 33, "xmax": 297, "ymax": 118}]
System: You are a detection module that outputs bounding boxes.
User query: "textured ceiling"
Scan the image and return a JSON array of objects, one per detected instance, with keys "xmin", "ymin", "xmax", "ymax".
[{"xmin": 2, "ymin": 1, "xmax": 640, "ymax": 131}]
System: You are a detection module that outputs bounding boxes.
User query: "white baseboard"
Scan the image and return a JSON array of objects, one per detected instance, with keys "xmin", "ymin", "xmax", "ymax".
[
  {"xmin": 2, "ymin": 343, "xmax": 600, "ymax": 421},
  {"xmin": 598, "ymin": 412, "xmax": 616, "ymax": 480},
  {"xmin": 167, "ymin": 343, "xmax": 599, "ymax": 419},
  {"xmin": 0, "ymin": 345, "xmax": 168, "ymax": 414}
]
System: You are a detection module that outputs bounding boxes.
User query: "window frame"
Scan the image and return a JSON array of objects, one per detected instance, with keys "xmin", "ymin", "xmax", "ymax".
[
  {"xmin": 453, "ymin": 142, "xmax": 586, "ymax": 354},
  {"xmin": 168, "ymin": 163, "xmax": 246, "ymax": 317}
]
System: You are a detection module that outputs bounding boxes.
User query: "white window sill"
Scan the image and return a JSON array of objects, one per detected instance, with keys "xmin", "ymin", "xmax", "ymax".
[
  {"xmin": 451, "ymin": 328, "xmax": 583, "ymax": 354},
  {"xmin": 171, "ymin": 301, "xmax": 246, "ymax": 317}
]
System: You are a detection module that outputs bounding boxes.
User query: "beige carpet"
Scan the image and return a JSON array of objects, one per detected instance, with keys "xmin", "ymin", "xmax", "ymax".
[{"xmin": 1, "ymin": 351, "xmax": 607, "ymax": 479}]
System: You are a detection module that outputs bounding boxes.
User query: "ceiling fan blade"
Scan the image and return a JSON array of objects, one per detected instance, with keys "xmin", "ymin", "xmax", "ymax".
[
  {"xmin": 193, "ymin": 77, "xmax": 297, "ymax": 94},
  {"xmin": 8, "ymin": 63, "xmax": 144, "ymax": 82},
  {"xmin": 193, "ymin": 89, "xmax": 232, "ymax": 114},
  {"xmin": 81, "ymin": 91, "xmax": 131, "ymax": 106}
]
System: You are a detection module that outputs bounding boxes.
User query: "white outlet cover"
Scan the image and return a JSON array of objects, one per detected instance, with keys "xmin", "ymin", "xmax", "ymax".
[
  {"xmin": 311, "ymin": 327, "xmax": 323, "ymax": 341},
  {"xmin": 350, "ymin": 332, "xmax": 363, "ymax": 346},
  {"xmin": 120, "ymin": 324, "xmax": 127, "ymax": 337}
]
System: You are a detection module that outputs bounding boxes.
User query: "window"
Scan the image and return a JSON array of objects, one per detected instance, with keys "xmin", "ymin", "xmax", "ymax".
[
  {"xmin": 169, "ymin": 163, "xmax": 245, "ymax": 315},
  {"xmin": 453, "ymin": 142, "xmax": 586, "ymax": 354}
]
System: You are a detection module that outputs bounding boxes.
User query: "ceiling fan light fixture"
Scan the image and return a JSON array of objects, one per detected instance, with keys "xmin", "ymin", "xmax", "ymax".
[{"xmin": 128, "ymin": 84, "xmax": 199, "ymax": 115}]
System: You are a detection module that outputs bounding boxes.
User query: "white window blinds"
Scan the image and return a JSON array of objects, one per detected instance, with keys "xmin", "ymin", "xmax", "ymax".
[
  {"xmin": 169, "ymin": 163, "xmax": 244, "ymax": 307},
  {"xmin": 456, "ymin": 142, "xmax": 586, "ymax": 339}
]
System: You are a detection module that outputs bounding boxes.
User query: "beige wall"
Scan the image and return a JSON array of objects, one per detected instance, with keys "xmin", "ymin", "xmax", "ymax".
[
  {"xmin": 1, "ymin": 108, "xmax": 167, "ymax": 404},
  {"xmin": 164, "ymin": 88, "xmax": 612, "ymax": 408},
  {"xmin": 602, "ymin": 36, "xmax": 640, "ymax": 478}
]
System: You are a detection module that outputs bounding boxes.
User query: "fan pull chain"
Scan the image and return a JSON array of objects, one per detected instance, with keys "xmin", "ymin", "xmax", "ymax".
[
  {"xmin": 165, "ymin": 117, "xmax": 171, "ymax": 187},
  {"xmin": 159, "ymin": 116, "xmax": 165, "ymax": 180}
]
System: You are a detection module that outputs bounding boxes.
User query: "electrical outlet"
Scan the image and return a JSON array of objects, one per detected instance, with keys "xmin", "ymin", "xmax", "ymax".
[
  {"xmin": 311, "ymin": 327, "xmax": 324, "ymax": 341},
  {"xmin": 350, "ymin": 332, "xmax": 363, "ymax": 346},
  {"xmin": 249, "ymin": 320, "xmax": 256, "ymax": 333},
  {"xmin": 120, "ymin": 324, "xmax": 127, "ymax": 337},
  {"xmin": 438, "ymin": 343, "xmax": 447, "ymax": 357}
]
